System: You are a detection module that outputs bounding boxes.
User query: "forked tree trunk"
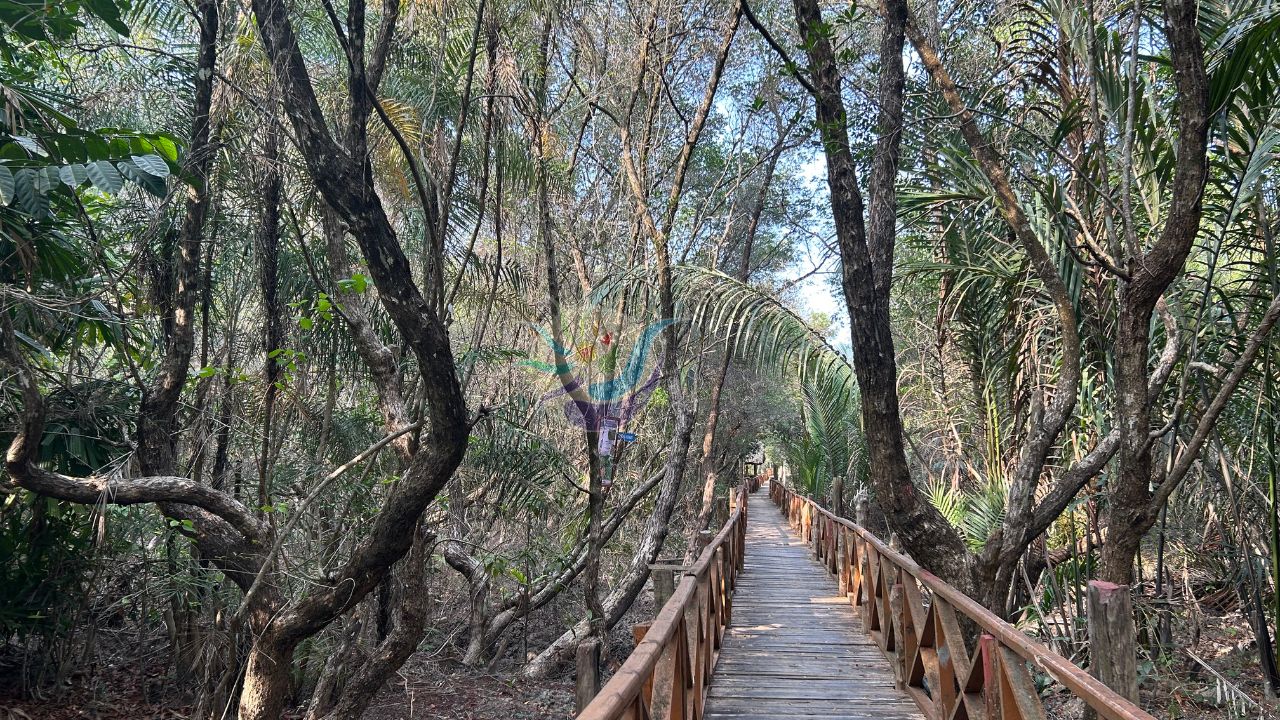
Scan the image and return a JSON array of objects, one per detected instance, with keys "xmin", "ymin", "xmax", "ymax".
[
  {"xmin": 523, "ymin": 401, "xmax": 697, "ymax": 678},
  {"xmin": 1099, "ymin": 0, "xmax": 1211, "ymax": 584},
  {"xmin": 788, "ymin": 0, "xmax": 974, "ymax": 591}
]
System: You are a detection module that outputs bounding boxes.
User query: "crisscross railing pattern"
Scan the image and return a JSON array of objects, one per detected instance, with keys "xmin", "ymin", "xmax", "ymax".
[
  {"xmin": 771, "ymin": 482, "xmax": 1157, "ymax": 720},
  {"xmin": 577, "ymin": 483, "xmax": 750, "ymax": 720}
]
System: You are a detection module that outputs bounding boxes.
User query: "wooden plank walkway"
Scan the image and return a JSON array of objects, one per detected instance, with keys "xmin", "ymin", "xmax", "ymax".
[{"xmin": 702, "ymin": 487, "xmax": 925, "ymax": 720}]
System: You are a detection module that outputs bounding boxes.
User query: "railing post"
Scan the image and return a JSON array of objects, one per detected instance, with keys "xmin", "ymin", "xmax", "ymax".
[
  {"xmin": 736, "ymin": 498, "xmax": 746, "ymax": 572},
  {"xmin": 647, "ymin": 565, "xmax": 677, "ymax": 720},
  {"xmin": 652, "ymin": 565, "xmax": 677, "ymax": 608},
  {"xmin": 828, "ymin": 519, "xmax": 838, "ymax": 575},
  {"xmin": 574, "ymin": 638, "xmax": 601, "ymax": 713},
  {"xmin": 838, "ymin": 528, "xmax": 850, "ymax": 595},
  {"xmin": 1085, "ymin": 580, "xmax": 1139, "ymax": 720},
  {"xmin": 850, "ymin": 533, "xmax": 862, "ymax": 606}
]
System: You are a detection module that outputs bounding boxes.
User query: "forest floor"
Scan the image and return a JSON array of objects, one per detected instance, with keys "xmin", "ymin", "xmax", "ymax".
[
  {"xmin": 360, "ymin": 659, "xmax": 573, "ymax": 720},
  {"xmin": 1041, "ymin": 609, "xmax": 1279, "ymax": 719},
  {"xmin": 0, "ymin": 657, "xmax": 574, "ymax": 720}
]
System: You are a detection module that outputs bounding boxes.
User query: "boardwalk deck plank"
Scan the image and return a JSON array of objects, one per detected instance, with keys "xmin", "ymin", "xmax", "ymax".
[{"xmin": 701, "ymin": 488, "xmax": 924, "ymax": 720}]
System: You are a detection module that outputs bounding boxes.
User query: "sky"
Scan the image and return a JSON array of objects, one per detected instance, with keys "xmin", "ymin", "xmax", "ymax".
[{"xmin": 788, "ymin": 152, "xmax": 851, "ymax": 355}]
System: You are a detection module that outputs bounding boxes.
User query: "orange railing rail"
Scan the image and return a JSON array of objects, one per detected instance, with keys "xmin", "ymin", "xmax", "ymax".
[
  {"xmin": 770, "ymin": 481, "xmax": 1157, "ymax": 720},
  {"xmin": 577, "ymin": 482, "xmax": 751, "ymax": 720}
]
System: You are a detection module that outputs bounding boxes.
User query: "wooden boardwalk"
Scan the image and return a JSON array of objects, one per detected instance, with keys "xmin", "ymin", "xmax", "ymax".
[{"xmin": 702, "ymin": 488, "xmax": 924, "ymax": 720}]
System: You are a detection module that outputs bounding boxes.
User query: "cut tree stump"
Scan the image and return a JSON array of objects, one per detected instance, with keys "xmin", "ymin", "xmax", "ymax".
[
  {"xmin": 1086, "ymin": 580, "xmax": 1139, "ymax": 720},
  {"xmin": 574, "ymin": 638, "xmax": 601, "ymax": 713}
]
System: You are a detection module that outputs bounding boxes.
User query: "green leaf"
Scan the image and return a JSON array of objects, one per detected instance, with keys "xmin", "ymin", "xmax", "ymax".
[
  {"xmin": 0, "ymin": 165, "xmax": 14, "ymax": 205},
  {"xmin": 131, "ymin": 154, "xmax": 170, "ymax": 178},
  {"xmin": 32, "ymin": 167, "xmax": 53, "ymax": 193},
  {"xmin": 59, "ymin": 164, "xmax": 88, "ymax": 187},
  {"xmin": 148, "ymin": 135, "xmax": 179, "ymax": 163},
  {"xmin": 83, "ymin": 0, "xmax": 130, "ymax": 35},
  {"xmin": 84, "ymin": 134, "xmax": 110, "ymax": 159},
  {"xmin": 14, "ymin": 169, "xmax": 46, "ymax": 217},
  {"xmin": 339, "ymin": 273, "xmax": 369, "ymax": 293},
  {"xmin": 298, "ymin": 317, "xmax": 313, "ymax": 330},
  {"xmin": 116, "ymin": 160, "xmax": 166, "ymax": 196},
  {"xmin": 86, "ymin": 160, "xmax": 123, "ymax": 193}
]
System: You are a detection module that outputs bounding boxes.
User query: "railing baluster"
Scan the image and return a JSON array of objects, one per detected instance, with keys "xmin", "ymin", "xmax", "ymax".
[
  {"xmin": 756, "ymin": 484, "xmax": 1161, "ymax": 720},
  {"xmin": 576, "ymin": 485, "xmax": 749, "ymax": 720},
  {"xmin": 838, "ymin": 527, "xmax": 850, "ymax": 595},
  {"xmin": 998, "ymin": 646, "xmax": 1047, "ymax": 720},
  {"xmin": 889, "ymin": 579, "xmax": 906, "ymax": 684}
]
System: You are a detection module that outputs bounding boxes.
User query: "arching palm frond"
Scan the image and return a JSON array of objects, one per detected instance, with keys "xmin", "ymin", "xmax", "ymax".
[
  {"xmin": 462, "ymin": 403, "xmax": 574, "ymax": 515},
  {"xmin": 593, "ymin": 265, "xmax": 854, "ymax": 393}
]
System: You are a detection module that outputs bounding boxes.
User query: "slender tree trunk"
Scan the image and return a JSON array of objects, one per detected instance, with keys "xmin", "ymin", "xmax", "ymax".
[
  {"xmin": 684, "ymin": 128, "xmax": 784, "ymax": 561},
  {"xmin": 137, "ymin": 0, "xmax": 219, "ymax": 477},
  {"xmin": 256, "ymin": 105, "xmax": 283, "ymax": 515},
  {"xmin": 523, "ymin": 403, "xmax": 697, "ymax": 678},
  {"xmin": 686, "ymin": 341, "xmax": 735, "ymax": 563},
  {"xmin": 787, "ymin": 0, "xmax": 973, "ymax": 590}
]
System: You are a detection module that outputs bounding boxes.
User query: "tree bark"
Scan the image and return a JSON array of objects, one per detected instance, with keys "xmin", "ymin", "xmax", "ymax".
[
  {"xmin": 786, "ymin": 0, "xmax": 973, "ymax": 590},
  {"xmin": 1100, "ymin": 0, "xmax": 1211, "ymax": 584}
]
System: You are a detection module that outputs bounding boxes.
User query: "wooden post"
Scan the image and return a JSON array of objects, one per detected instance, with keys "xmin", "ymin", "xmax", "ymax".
[
  {"xmin": 651, "ymin": 565, "xmax": 677, "ymax": 608},
  {"xmin": 890, "ymin": 581, "xmax": 906, "ymax": 686},
  {"xmin": 574, "ymin": 638, "xmax": 602, "ymax": 713},
  {"xmin": 855, "ymin": 490, "xmax": 870, "ymax": 528},
  {"xmin": 1086, "ymin": 580, "xmax": 1139, "ymax": 720}
]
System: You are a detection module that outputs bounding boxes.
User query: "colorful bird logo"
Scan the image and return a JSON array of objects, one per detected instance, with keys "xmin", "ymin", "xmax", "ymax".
[{"xmin": 527, "ymin": 318, "xmax": 675, "ymax": 434}]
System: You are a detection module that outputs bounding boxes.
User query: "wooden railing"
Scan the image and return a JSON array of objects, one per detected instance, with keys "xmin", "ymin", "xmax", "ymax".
[
  {"xmin": 577, "ymin": 483, "xmax": 751, "ymax": 720},
  {"xmin": 770, "ymin": 482, "xmax": 1157, "ymax": 720}
]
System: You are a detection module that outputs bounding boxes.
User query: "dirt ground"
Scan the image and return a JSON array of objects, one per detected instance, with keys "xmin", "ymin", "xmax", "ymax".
[
  {"xmin": 0, "ymin": 655, "xmax": 574, "ymax": 720},
  {"xmin": 360, "ymin": 658, "xmax": 574, "ymax": 720}
]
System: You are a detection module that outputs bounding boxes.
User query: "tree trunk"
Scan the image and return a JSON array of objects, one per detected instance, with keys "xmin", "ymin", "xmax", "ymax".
[
  {"xmin": 241, "ymin": 636, "xmax": 295, "ymax": 720},
  {"xmin": 1099, "ymin": 0, "xmax": 1210, "ymax": 584},
  {"xmin": 684, "ymin": 120, "xmax": 783, "ymax": 562},
  {"xmin": 686, "ymin": 339, "xmax": 735, "ymax": 563},
  {"xmin": 789, "ymin": 0, "xmax": 973, "ymax": 590},
  {"xmin": 137, "ymin": 0, "xmax": 218, "ymax": 478}
]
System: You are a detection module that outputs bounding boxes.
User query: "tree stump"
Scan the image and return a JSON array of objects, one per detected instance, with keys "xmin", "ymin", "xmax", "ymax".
[
  {"xmin": 574, "ymin": 638, "xmax": 602, "ymax": 713},
  {"xmin": 1085, "ymin": 580, "xmax": 1138, "ymax": 720}
]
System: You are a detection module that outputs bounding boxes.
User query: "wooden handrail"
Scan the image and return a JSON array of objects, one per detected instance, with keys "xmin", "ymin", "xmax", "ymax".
[
  {"xmin": 576, "ymin": 482, "xmax": 752, "ymax": 720},
  {"xmin": 769, "ymin": 481, "xmax": 1158, "ymax": 720}
]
